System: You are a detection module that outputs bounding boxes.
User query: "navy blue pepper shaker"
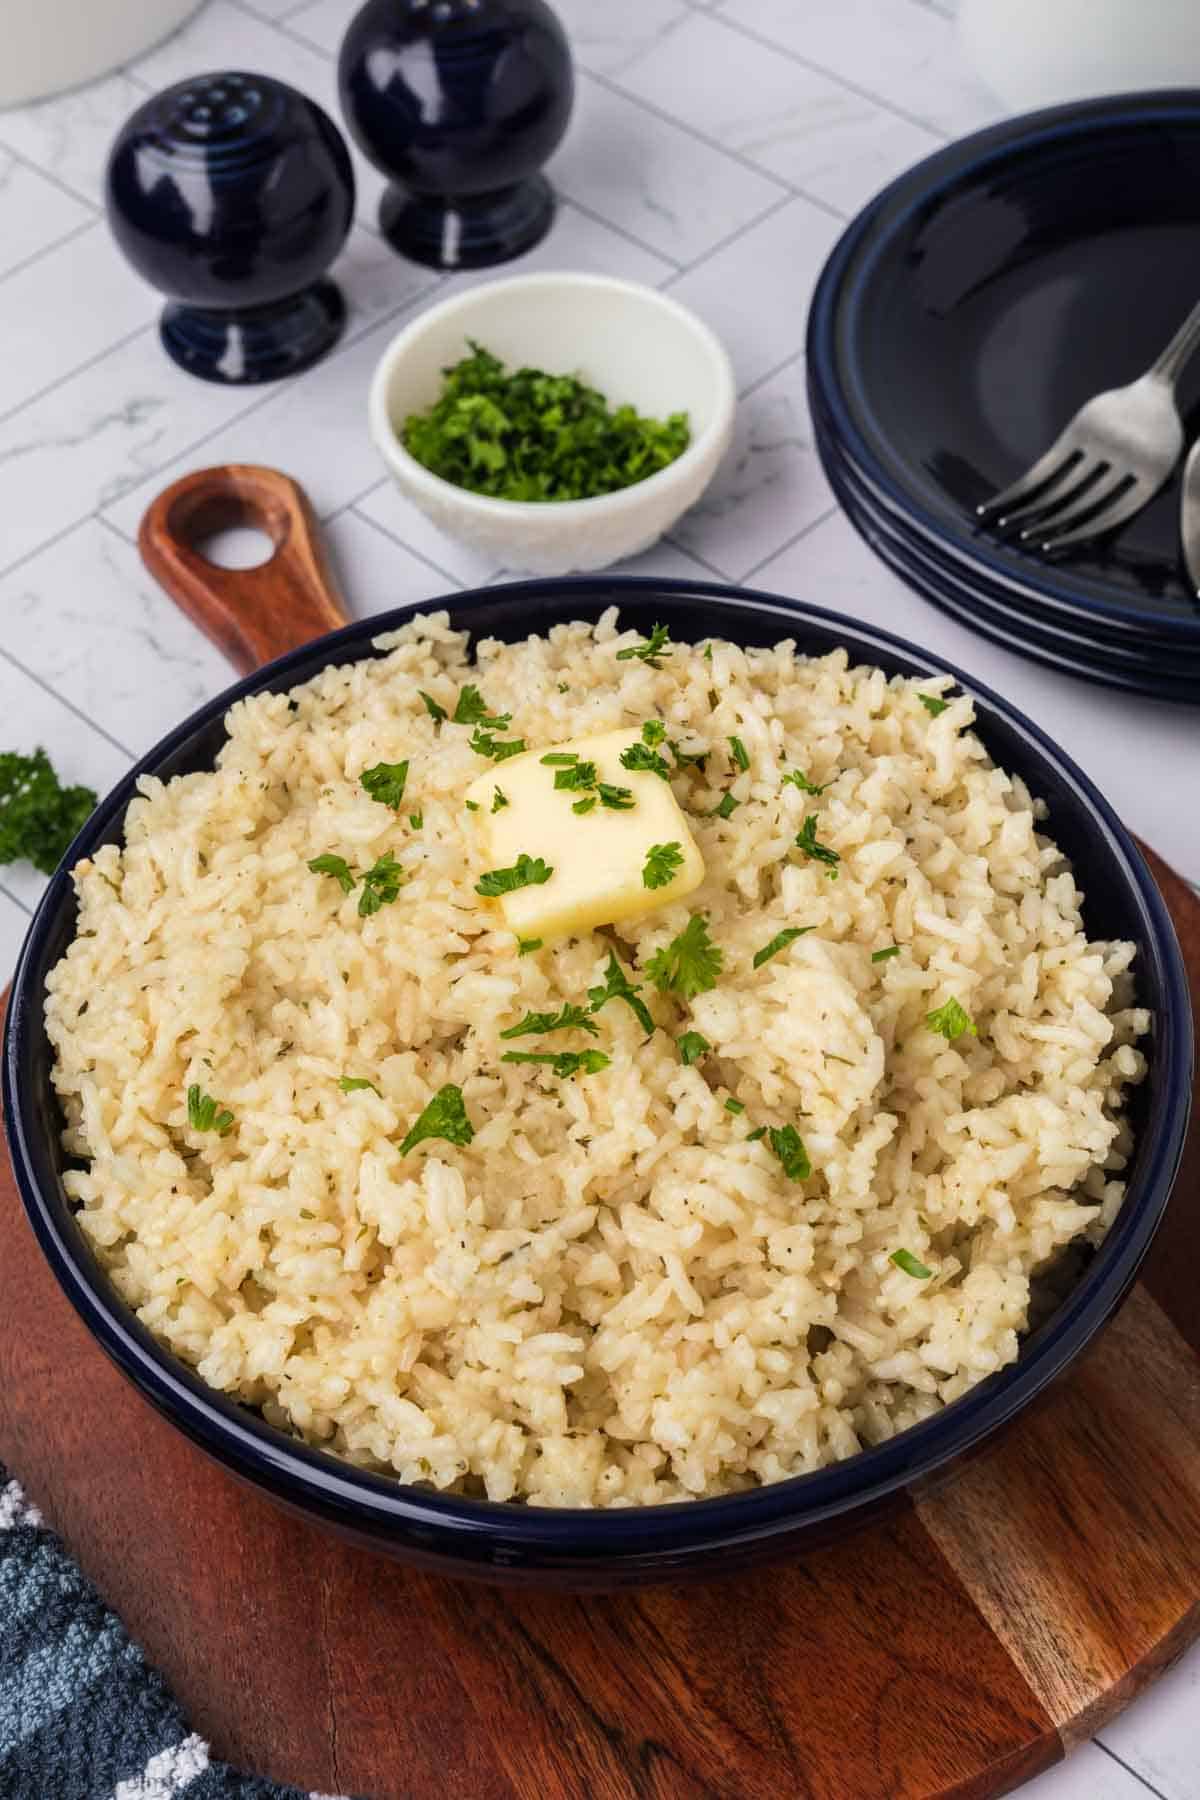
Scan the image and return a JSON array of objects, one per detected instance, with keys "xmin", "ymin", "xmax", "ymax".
[
  {"xmin": 106, "ymin": 73, "xmax": 356, "ymax": 385},
  {"xmin": 338, "ymin": 0, "xmax": 573, "ymax": 270}
]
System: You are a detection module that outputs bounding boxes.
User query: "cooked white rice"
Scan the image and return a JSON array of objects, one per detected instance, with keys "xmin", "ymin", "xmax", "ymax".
[{"xmin": 44, "ymin": 611, "xmax": 1148, "ymax": 1506}]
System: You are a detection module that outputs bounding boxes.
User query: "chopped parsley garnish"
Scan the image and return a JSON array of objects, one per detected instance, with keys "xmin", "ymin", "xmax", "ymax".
[
  {"xmin": 553, "ymin": 761, "xmax": 598, "ymax": 793},
  {"xmin": 469, "ymin": 727, "xmax": 526, "ymax": 761},
  {"xmin": 308, "ymin": 852, "xmax": 356, "ymax": 895},
  {"xmin": 453, "ymin": 684, "xmax": 511, "ymax": 729},
  {"xmin": 572, "ymin": 797, "xmax": 597, "ymax": 815},
  {"xmin": 409, "ymin": 812, "xmax": 423, "ymax": 830},
  {"xmin": 502, "ymin": 1049, "xmax": 611, "ymax": 1078},
  {"xmin": 500, "ymin": 1003, "xmax": 598, "ymax": 1041},
  {"xmin": 783, "ymin": 769, "xmax": 830, "ymax": 797},
  {"xmin": 187, "ymin": 1084, "xmax": 234, "ymax": 1136},
  {"xmin": 768, "ymin": 1124, "xmax": 811, "ymax": 1182},
  {"xmin": 795, "ymin": 814, "xmax": 840, "ymax": 875},
  {"xmin": 891, "ymin": 1248, "xmax": 933, "ymax": 1279},
  {"xmin": 419, "ymin": 690, "xmax": 447, "ymax": 727},
  {"xmin": 358, "ymin": 852, "xmax": 404, "ymax": 917},
  {"xmin": 465, "ymin": 800, "xmax": 480, "ymax": 812},
  {"xmin": 872, "ymin": 945, "xmax": 901, "ymax": 963},
  {"xmin": 541, "ymin": 753, "xmax": 579, "ymax": 766},
  {"xmin": 598, "ymin": 782, "xmax": 635, "ymax": 811},
  {"xmin": 641, "ymin": 720, "xmax": 666, "ymax": 746},
  {"xmin": 339, "ymin": 1076, "xmax": 381, "ymax": 1097},
  {"xmin": 711, "ymin": 792, "xmax": 740, "ymax": 820},
  {"xmin": 642, "ymin": 841, "xmax": 684, "ymax": 890},
  {"xmin": 360, "ymin": 760, "xmax": 409, "ymax": 810},
  {"xmin": 703, "ymin": 642, "xmax": 713, "ymax": 663},
  {"xmin": 517, "ymin": 937, "xmax": 543, "ymax": 956},
  {"xmin": 724, "ymin": 1097, "xmax": 745, "ymax": 1115},
  {"xmin": 677, "ymin": 1030, "xmax": 711, "ymax": 1066},
  {"xmin": 399, "ymin": 1083, "xmax": 475, "ymax": 1156},
  {"xmin": 646, "ymin": 914, "xmax": 723, "ymax": 1000},
  {"xmin": 668, "ymin": 741, "xmax": 708, "ymax": 772},
  {"xmin": 476, "ymin": 853, "xmax": 553, "ymax": 897},
  {"xmin": 926, "ymin": 997, "xmax": 977, "ymax": 1041},
  {"xmin": 746, "ymin": 1126, "xmax": 766, "ymax": 1142},
  {"xmin": 729, "ymin": 735, "xmax": 749, "ymax": 771},
  {"xmin": 620, "ymin": 742, "xmax": 670, "ymax": 780},
  {"xmin": 616, "ymin": 622, "xmax": 672, "ymax": 667},
  {"xmin": 0, "ymin": 747, "xmax": 97, "ymax": 874},
  {"xmin": 588, "ymin": 951, "xmax": 655, "ymax": 1037},
  {"xmin": 400, "ymin": 343, "xmax": 690, "ymax": 502},
  {"xmin": 919, "ymin": 693, "xmax": 950, "ymax": 718},
  {"xmin": 752, "ymin": 926, "xmax": 812, "ymax": 969},
  {"xmin": 491, "ymin": 787, "xmax": 509, "ymax": 812}
]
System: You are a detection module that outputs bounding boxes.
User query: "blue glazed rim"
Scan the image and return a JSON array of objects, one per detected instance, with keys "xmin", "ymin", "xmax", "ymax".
[
  {"xmin": 814, "ymin": 413, "xmax": 1200, "ymax": 704},
  {"xmin": 806, "ymin": 88, "xmax": 1200, "ymax": 644},
  {"xmin": 4, "ymin": 577, "xmax": 1192, "ymax": 1577}
]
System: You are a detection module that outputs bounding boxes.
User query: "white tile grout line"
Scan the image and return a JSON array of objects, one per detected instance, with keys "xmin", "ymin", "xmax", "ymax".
[
  {"xmin": 712, "ymin": 4, "xmax": 954, "ymax": 143},
  {"xmin": 0, "ymin": 215, "xmax": 102, "ymax": 292},
  {"xmin": 0, "ymin": 318, "xmax": 157, "ymax": 435},
  {"xmin": 0, "ymin": 134, "xmax": 104, "ymax": 215},
  {"xmin": 347, "ymin": 502, "xmax": 469, "ymax": 595},
  {"xmin": 1093, "ymin": 1738, "xmax": 1171, "ymax": 1800},
  {"xmin": 660, "ymin": 189, "xmax": 801, "ymax": 293},
  {"xmin": 0, "ymin": 882, "xmax": 31, "ymax": 916},
  {"xmin": 742, "ymin": 501, "xmax": 840, "ymax": 584},
  {"xmin": 553, "ymin": 192, "xmax": 685, "ymax": 272},
  {"xmin": 0, "ymin": 643, "xmax": 136, "ymax": 761}
]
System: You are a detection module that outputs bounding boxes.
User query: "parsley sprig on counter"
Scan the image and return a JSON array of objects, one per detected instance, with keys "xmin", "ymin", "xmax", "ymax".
[
  {"xmin": 0, "ymin": 748, "xmax": 96, "ymax": 874},
  {"xmin": 401, "ymin": 343, "xmax": 690, "ymax": 502}
]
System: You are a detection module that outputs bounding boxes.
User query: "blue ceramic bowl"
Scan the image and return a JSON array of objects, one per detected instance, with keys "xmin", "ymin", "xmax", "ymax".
[
  {"xmin": 4, "ymin": 579, "xmax": 1191, "ymax": 1586},
  {"xmin": 806, "ymin": 90, "xmax": 1200, "ymax": 645}
]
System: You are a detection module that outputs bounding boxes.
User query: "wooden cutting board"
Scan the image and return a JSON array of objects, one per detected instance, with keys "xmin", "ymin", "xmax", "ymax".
[{"xmin": 1, "ymin": 467, "xmax": 1197, "ymax": 1799}]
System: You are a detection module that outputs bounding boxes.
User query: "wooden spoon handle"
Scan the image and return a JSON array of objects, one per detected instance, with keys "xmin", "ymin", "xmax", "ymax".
[{"xmin": 138, "ymin": 465, "xmax": 350, "ymax": 676}]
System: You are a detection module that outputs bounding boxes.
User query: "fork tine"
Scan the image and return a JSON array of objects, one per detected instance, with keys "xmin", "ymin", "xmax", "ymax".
[
  {"xmin": 1018, "ymin": 469, "xmax": 1128, "ymax": 543},
  {"xmin": 1039, "ymin": 478, "xmax": 1150, "ymax": 553},
  {"xmin": 998, "ymin": 457, "xmax": 1104, "ymax": 529},
  {"xmin": 976, "ymin": 440, "xmax": 1080, "ymax": 520}
]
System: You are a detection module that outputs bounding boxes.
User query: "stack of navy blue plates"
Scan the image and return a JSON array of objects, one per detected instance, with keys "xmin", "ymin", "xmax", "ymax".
[{"xmin": 806, "ymin": 91, "xmax": 1200, "ymax": 705}]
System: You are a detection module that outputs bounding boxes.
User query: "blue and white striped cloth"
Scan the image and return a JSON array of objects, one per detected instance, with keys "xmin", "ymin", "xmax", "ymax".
[{"xmin": 1, "ymin": 1464, "xmax": 351, "ymax": 1800}]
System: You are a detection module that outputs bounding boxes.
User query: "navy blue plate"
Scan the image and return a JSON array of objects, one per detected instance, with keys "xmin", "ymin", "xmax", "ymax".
[
  {"xmin": 4, "ymin": 580, "xmax": 1191, "ymax": 1585},
  {"xmin": 820, "ymin": 428, "xmax": 1200, "ymax": 704},
  {"xmin": 807, "ymin": 91, "xmax": 1200, "ymax": 643}
]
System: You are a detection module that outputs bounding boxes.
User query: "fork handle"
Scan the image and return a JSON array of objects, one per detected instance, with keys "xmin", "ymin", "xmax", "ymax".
[{"xmin": 1150, "ymin": 300, "xmax": 1200, "ymax": 387}]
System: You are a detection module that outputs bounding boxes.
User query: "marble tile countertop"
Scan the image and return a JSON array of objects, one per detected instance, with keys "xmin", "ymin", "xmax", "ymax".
[{"xmin": 0, "ymin": 1, "xmax": 1196, "ymax": 1795}]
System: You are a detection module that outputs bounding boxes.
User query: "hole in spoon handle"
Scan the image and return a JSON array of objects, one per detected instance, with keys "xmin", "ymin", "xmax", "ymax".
[{"xmin": 138, "ymin": 464, "xmax": 351, "ymax": 676}]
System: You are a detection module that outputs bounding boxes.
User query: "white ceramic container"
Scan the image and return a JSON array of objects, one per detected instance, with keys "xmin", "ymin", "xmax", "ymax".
[
  {"xmin": 0, "ymin": 0, "xmax": 203, "ymax": 109},
  {"xmin": 959, "ymin": 0, "xmax": 1200, "ymax": 114},
  {"xmin": 369, "ymin": 272, "xmax": 737, "ymax": 577}
]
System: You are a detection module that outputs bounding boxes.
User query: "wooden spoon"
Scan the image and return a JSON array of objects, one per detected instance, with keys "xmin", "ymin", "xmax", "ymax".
[{"xmin": 138, "ymin": 464, "xmax": 350, "ymax": 675}]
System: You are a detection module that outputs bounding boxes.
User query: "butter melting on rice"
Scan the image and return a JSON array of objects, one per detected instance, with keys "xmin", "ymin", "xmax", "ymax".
[{"xmin": 44, "ymin": 612, "xmax": 1149, "ymax": 1505}]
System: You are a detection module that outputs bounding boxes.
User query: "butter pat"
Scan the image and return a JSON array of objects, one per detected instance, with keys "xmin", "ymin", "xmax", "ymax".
[{"xmin": 467, "ymin": 728, "xmax": 705, "ymax": 940}]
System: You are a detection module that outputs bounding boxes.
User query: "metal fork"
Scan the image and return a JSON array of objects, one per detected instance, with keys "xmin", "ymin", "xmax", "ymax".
[{"xmin": 977, "ymin": 300, "xmax": 1200, "ymax": 552}]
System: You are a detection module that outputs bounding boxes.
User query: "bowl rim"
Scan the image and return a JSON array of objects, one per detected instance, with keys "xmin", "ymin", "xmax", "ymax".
[
  {"xmin": 367, "ymin": 270, "xmax": 738, "ymax": 521},
  {"xmin": 5, "ymin": 575, "xmax": 1192, "ymax": 1563},
  {"xmin": 805, "ymin": 87, "xmax": 1200, "ymax": 643}
]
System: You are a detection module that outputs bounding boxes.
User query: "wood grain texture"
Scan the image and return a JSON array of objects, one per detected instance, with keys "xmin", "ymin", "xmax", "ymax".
[
  {"xmin": 1, "ymin": 851, "xmax": 1194, "ymax": 1799},
  {"xmin": 137, "ymin": 465, "xmax": 350, "ymax": 675},
  {"xmin": 3, "ymin": 492, "xmax": 1196, "ymax": 1798}
]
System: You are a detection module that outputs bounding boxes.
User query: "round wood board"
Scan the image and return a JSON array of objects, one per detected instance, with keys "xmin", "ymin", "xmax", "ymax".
[{"xmin": 2, "ymin": 864, "xmax": 1197, "ymax": 1800}]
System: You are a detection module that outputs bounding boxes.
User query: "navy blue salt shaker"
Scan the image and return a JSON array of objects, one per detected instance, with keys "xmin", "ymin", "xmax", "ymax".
[
  {"xmin": 106, "ymin": 73, "xmax": 356, "ymax": 385},
  {"xmin": 338, "ymin": 0, "xmax": 573, "ymax": 270}
]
